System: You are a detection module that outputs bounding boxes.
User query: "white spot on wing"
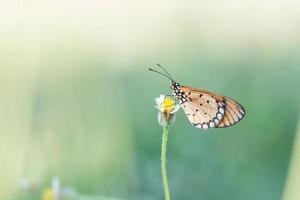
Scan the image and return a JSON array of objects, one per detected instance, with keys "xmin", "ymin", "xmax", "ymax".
[
  {"xmin": 219, "ymin": 108, "xmax": 224, "ymax": 114},
  {"xmin": 196, "ymin": 124, "xmax": 202, "ymax": 129},
  {"xmin": 214, "ymin": 118, "xmax": 219, "ymax": 125},
  {"xmin": 217, "ymin": 113, "xmax": 222, "ymax": 120}
]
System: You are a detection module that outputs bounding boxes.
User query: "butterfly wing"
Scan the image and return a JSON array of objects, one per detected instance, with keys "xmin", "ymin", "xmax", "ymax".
[
  {"xmin": 179, "ymin": 86, "xmax": 245, "ymax": 129},
  {"xmin": 215, "ymin": 97, "xmax": 245, "ymax": 128}
]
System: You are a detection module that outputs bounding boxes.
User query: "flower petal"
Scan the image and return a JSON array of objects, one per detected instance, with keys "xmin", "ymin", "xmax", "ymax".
[
  {"xmin": 155, "ymin": 94, "xmax": 165, "ymax": 106},
  {"xmin": 155, "ymin": 105, "xmax": 163, "ymax": 111},
  {"xmin": 170, "ymin": 104, "xmax": 181, "ymax": 114}
]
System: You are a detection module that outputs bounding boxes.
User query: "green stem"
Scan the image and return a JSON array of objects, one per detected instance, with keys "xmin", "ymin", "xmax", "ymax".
[{"xmin": 161, "ymin": 126, "xmax": 170, "ymax": 200}]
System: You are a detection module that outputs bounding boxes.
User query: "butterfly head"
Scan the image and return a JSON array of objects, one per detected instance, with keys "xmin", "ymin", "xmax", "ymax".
[{"xmin": 170, "ymin": 81, "xmax": 180, "ymax": 90}]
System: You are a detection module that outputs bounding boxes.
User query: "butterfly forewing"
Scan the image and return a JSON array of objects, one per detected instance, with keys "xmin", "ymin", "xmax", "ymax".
[{"xmin": 178, "ymin": 86, "xmax": 245, "ymax": 129}]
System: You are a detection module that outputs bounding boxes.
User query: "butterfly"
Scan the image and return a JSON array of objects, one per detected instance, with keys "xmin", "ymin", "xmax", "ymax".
[{"xmin": 149, "ymin": 64, "xmax": 246, "ymax": 129}]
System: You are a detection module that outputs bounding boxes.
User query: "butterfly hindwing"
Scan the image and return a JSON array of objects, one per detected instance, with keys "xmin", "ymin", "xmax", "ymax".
[{"xmin": 178, "ymin": 86, "xmax": 245, "ymax": 129}]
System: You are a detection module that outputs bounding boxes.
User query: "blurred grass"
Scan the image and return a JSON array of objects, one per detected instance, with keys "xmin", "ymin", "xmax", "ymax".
[{"xmin": 282, "ymin": 114, "xmax": 300, "ymax": 200}]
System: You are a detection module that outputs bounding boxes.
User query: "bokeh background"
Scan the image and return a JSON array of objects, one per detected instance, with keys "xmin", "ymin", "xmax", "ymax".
[{"xmin": 1, "ymin": 1, "xmax": 300, "ymax": 200}]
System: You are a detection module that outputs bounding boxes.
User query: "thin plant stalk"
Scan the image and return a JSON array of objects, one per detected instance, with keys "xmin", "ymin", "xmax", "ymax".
[{"xmin": 161, "ymin": 125, "xmax": 170, "ymax": 200}]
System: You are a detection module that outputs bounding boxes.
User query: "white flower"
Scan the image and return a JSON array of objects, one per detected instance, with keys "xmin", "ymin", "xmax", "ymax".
[
  {"xmin": 155, "ymin": 95, "xmax": 180, "ymax": 114},
  {"xmin": 155, "ymin": 94, "xmax": 180, "ymax": 127}
]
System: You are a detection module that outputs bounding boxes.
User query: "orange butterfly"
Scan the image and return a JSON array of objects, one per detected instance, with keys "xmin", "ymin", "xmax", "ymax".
[{"xmin": 149, "ymin": 64, "xmax": 246, "ymax": 129}]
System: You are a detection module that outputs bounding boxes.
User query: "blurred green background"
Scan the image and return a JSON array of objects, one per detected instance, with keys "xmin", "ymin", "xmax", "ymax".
[{"xmin": 1, "ymin": 1, "xmax": 300, "ymax": 200}]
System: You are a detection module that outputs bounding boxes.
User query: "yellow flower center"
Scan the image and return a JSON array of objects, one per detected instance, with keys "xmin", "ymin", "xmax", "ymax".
[{"xmin": 162, "ymin": 97, "xmax": 175, "ymax": 113}]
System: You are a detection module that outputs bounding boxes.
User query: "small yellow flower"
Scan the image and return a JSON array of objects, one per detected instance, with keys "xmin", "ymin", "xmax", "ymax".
[
  {"xmin": 41, "ymin": 177, "xmax": 61, "ymax": 200},
  {"xmin": 42, "ymin": 187, "xmax": 53, "ymax": 200},
  {"xmin": 155, "ymin": 95, "xmax": 180, "ymax": 127}
]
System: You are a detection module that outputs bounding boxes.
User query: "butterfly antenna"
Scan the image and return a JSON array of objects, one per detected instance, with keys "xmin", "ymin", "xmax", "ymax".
[
  {"xmin": 156, "ymin": 63, "xmax": 174, "ymax": 80},
  {"xmin": 148, "ymin": 68, "xmax": 173, "ymax": 81}
]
